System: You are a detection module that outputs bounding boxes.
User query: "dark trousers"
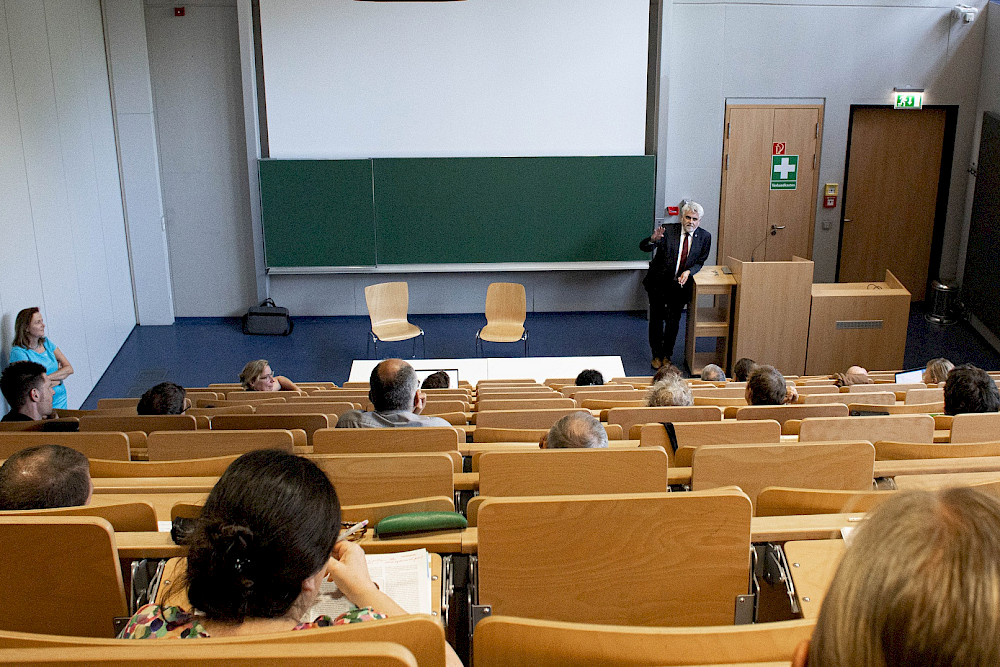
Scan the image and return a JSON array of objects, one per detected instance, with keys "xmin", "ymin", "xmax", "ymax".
[{"xmin": 647, "ymin": 284, "xmax": 691, "ymax": 360}]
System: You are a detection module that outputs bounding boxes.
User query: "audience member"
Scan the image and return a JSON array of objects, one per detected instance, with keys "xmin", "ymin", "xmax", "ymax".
[
  {"xmin": 745, "ymin": 365, "xmax": 792, "ymax": 405},
  {"xmin": 0, "ymin": 361, "xmax": 54, "ymax": 422},
  {"xmin": 239, "ymin": 359, "xmax": 300, "ymax": 392},
  {"xmin": 575, "ymin": 369, "xmax": 604, "ymax": 386},
  {"xmin": 732, "ymin": 357, "xmax": 756, "ymax": 382},
  {"xmin": 120, "ymin": 448, "xmax": 465, "ymax": 667},
  {"xmin": 796, "ymin": 488, "xmax": 1000, "ymax": 667},
  {"xmin": 652, "ymin": 361, "xmax": 682, "ymax": 384},
  {"xmin": 336, "ymin": 359, "xmax": 451, "ymax": 428},
  {"xmin": 922, "ymin": 357, "xmax": 955, "ymax": 385},
  {"xmin": 420, "ymin": 371, "xmax": 450, "ymax": 389},
  {"xmin": 833, "ymin": 365, "xmax": 873, "ymax": 387},
  {"xmin": 944, "ymin": 364, "xmax": 1000, "ymax": 416},
  {"xmin": 700, "ymin": 364, "xmax": 726, "ymax": 382},
  {"xmin": 645, "ymin": 376, "xmax": 693, "ymax": 407},
  {"xmin": 137, "ymin": 382, "xmax": 188, "ymax": 415},
  {"xmin": 539, "ymin": 412, "xmax": 609, "ymax": 449},
  {"xmin": 0, "ymin": 445, "xmax": 92, "ymax": 510}
]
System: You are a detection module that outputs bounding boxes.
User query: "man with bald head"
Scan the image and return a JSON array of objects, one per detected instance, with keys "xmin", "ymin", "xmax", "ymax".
[
  {"xmin": 0, "ymin": 445, "xmax": 92, "ymax": 510},
  {"xmin": 336, "ymin": 358, "xmax": 451, "ymax": 428},
  {"xmin": 539, "ymin": 412, "xmax": 609, "ymax": 449}
]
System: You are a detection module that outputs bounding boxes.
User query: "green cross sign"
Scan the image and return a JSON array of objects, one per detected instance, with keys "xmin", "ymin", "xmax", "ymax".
[{"xmin": 770, "ymin": 155, "xmax": 798, "ymax": 190}]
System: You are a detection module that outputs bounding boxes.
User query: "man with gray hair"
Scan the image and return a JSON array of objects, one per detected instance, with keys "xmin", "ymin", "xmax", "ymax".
[
  {"xmin": 639, "ymin": 200, "xmax": 712, "ymax": 370},
  {"xmin": 336, "ymin": 358, "xmax": 451, "ymax": 428},
  {"xmin": 539, "ymin": 412, "xmax": 609, "ymax": 449},
  {"xmin": 700, "ymin": 364, "xmax": 726, "ymax": 382},
  {"xmin": 645, "ymin": 375, "xmax": 694, "ymax": 407}
]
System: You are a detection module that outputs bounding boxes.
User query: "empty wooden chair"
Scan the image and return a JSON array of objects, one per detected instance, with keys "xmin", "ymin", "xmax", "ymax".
[
  {"xmin": 476, "ymin": 397, "xmax": 576, "ymax": 412},
  {"xmin": 146, "ymin": 429, "xmax": 295, "ymax": 461},
  {"xmin": 473, "ymin": 423, "xmax": 623, "ymax": 443},
  {"xmin": 606, "ymin": 406, "xmax": 724, "ymax": 439},
  {"xmin": 195, "ymin": 397, "xmax": 286, "ymax": 408},
  {"xmin": 185, "ymin": 405, "xmax": 255, "ymax": 417},
  {"xmin": 639, "ymin": 421, "xmax": 782, "ymax": 467},
  {"xmin": 849, "ymin": 382, "xmax": 925, "ymax": 393},
  {"xmin": 475, "ymin": 490, "xmax": 752, "ymax": 626},
  {"xmin": 905, "ymin": 387, "xmax": 945, "ymax": 404},
  {"xmin": 312, "ymin": 426, "xmax": 462, "ymax": 456},
  {"xmin": 755, "ymin": 487, "xmax": 897, "ymax": 517},
  {"xmin": 579, "ymin": 399, "xmax": 646, "ymax": 410},
  {"xmin": 421, "ymin": 399, "xmax": 471, "ymax": 414},
  {"xmin": 308, "ymin": 453, "xmax": 455, "ymax": 505},
  {"xmin": 79, "ymin": 414, "xmax": 198, "ymax": 434},
  {"xmin": 571, "ymin": 389, "xmax": 649, "ymax": 404},
  {"xmin": 689, "ymin": 387, "xmax": 749, "ymax": 398},
  {"xmin": 559, "ymin": 384, "xmax": 633, "ymax": 398},
  {"xmin": 0, "ymin": 418, "xmax": 79, "ymax": 433},
  {"xmin": 874, "ymin": 440, "xmax": 1000, "ymax": 460},
  {"xmin": 88, "ymin": 454, "xmax": 238, "ymax": 478},
  {"xmin": 691, "ymin": 441, "xmax": 875, "ymax": 512},
  {"xmin": 0, "ymin": 517, "xmax": 128, "ymax": 637},
  {"xmin": 209, "ymin": 413, "xmax": 331, "ymax": 445},
  {"xmin": 950, "ymin": 413, "xmax": 1000, "ymax": 443},
  {"xmin": 801, "ymin": 392, "xmax": 892, "ymax": 405},
  {"xmin": 797, "ymin": 414, "xmax": 935, "ymax": 443},
  {"xmin": 0, "ymin": 502, "xmax": 157, "ymax": 532},
  {"xmin": 477, "ymin": 282, "xmax": 528, "ymax": 356},
  {"xmin": 736, "ymin": 404, "xmax": 848, "ymax": 435},
  {"xmin": 847, "ymin": 401, "xmax": 944, "ymax": 415},
  {"xmin": 0, "ymin": 432, "xmax": 130, "ymax": 461},
  {"xmin": 473, "ymin": 616, "xmax": 815, "ymax": 667},
  {"xmin": 365, "ymin": 281, "xmax": 425, "ymax": 357},
  {"xmin": 224, "ymin": 389, "xmax": 304, "ymax": 400},
  {"xmin": 475, "ymin": 408, "xmax": 588, "ymax": 430}
]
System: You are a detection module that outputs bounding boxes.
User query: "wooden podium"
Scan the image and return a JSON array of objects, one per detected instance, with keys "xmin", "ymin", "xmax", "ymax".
[
  {"xmin": 804, "ymin": 270, "xmax": 910, "ymax": 374},
  {"xmin": 686, "ymin": 266, "xmax": 737, "ymax": 375},
  {"xmin": 729, "ymin": 257, "xmax": 814, "ymax": 375}
]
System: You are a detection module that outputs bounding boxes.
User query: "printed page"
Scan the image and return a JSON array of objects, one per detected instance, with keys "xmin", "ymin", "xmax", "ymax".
[{"xmin": 307, "ymin": 548, "xmax": 432, "ymax": 620}]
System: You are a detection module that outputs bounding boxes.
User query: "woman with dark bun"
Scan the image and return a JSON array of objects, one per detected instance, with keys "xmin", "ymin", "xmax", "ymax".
[{"xmin": 119, "ymin": 450, "xmax": 413, "ymax": 638}]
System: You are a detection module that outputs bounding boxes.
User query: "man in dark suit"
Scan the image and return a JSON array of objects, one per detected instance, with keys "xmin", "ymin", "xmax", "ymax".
[{"xmin": 639, "ymin": 201, "xmax": 711, "ymax": 369}]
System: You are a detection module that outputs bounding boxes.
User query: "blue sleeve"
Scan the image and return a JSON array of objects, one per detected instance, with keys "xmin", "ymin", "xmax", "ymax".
[
  {"xmin": 43, "ymin": 338, "xmax": 57, "ymax": 355},
  {"xmin": 9, "ymin": 347, "xmax": 28, "ymax": 363}
]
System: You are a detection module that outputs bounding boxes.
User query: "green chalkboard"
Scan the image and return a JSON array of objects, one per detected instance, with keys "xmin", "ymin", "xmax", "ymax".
[
  {"xmin": 259, "ymin": 159, "xmax": 375, "ymax": 267},
  {"xmin": 259, "ymin": 156, "xmax": 654, "ymax": 268}
]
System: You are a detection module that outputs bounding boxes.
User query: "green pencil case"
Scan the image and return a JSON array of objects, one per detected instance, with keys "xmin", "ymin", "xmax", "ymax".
[{"xmin": 375, "ymin": 511, "xmax": 468, "ymax": 537}]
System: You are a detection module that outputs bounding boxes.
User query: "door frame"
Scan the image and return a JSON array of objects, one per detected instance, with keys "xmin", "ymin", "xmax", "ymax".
[{"xmin": 836, "ymin": 104, "xmax": 958, "ymax": 299}]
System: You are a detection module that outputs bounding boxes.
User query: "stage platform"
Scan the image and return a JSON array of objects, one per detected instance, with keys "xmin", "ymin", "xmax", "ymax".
[{"xmin": 348, "ymin": 356, "xmax": 626, "ymax": 386}]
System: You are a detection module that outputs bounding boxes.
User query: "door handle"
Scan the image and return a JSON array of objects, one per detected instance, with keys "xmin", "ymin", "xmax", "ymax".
[
  {"xmin": 843, "ymin": 218, "xmax": 853, "ymax": 223},
  {"xmin": 770, "ymin": 225, "xmax": 785, "ymax": 235}
]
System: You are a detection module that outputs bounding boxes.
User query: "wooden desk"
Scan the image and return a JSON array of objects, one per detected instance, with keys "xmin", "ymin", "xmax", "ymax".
[
  {"xmin": 686, "ymin": 265, "xmax": 737, "ymax": 375},
  {"xmin": 875, "ymin": 457, "xmax": 1000, "ymax": 477},
  {"xmin": 89, "ymin": 492, "xmax": 207, "ymax": 522},
  {"xmin": 784, "ymin": 539, "xmax": 845, "ymax": 619},
  {"xmin": 93, "ymin": 477, "xmax": 217, "ymax": 493},
  {"xmin": 893, "ymin": 471, "xmax": 1000, "ymax": 490}
]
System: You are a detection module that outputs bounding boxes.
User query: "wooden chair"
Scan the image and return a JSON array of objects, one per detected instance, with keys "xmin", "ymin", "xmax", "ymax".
[
  {"xmin": 638, "ymin": 421, "xmax": 781, "ymax": 467},
  {"xmin": 473, "ymin": 423, "xmax": 623, "ymax": 443},
  {"xmin": 209, "ymin": 413, "xmax": 331, "ymax": 445},
  {"xmin": 477, "ymin": 282, "xmax": 528, "ymax": 356},
  {"xmin": 0, "ymin": 643, "xmax": 419, "ymax": 666},
  {"xmin": 689, "ymin": 387, "xmax": 748, "ymax": 398},
  {"xmin": 475, "ymin": 398, "xmax": 576, "ymax": 412},
  {"xmin": 847, "ymin": 401, "xmax": 944, "ymax": 415},
  {"xmin": 755, "ymin": 486, "xmax": 897, "ymax": 516},
  {"xmin": 690, "ymin": 441, "xmax": 875, "ymax": 512},
  {"xmin": 797, "ymin": 414, "xmax": 935, "ymax": 443},
  {"xmin": 801, "ymin": 392, "xmax": 893, "ymax": 405},
  {"xmin": 185, "ymin": 405, "xmax": 255, "ymax": 417},
  {"xmin": 0, "ymin": 432, "xmax": 130, "ymax": 461},
  {"xmin": 736, "ymin": 404, "xmax": 848, "ymax": 435},
  {"xmin": 692, "ymin": 396, "xmax": 747, "ymax": 407},
  {"xmin": 475, "ymin": 408, "xmax": 588, "ymax": 430},
  {"xmin": 559, "ymin": 384, "xmax": 633, "ymax": 398},
  {"xmin": 848, "ymin": 382, "xmax": 925, "ymax": 393},
  {"xmin": 194, "ymin": 397, "xmax": 286, "ymax": 408},
  {"xmin": 473, "ymin": 616, "xmax": 815, "ymax": 667},
  {"xmin": 950, "ymin": 413, "xmax": 1000, "ymax": 443},
  {"xmin": 477, "ymin": 379, "xmax": 540, "ymax": 385},
  {"xmin": 0, "ymin": 502, "xmax": 157, "ymax": 532},
  {"xmin": 308, "ymin": 453, "xmax": 455, "ymax": 505},
  {"xmin": 475, "ymin": 490, "xmax": 752, "ymax": 626},
  {"xmin": 0, "ymin": 615, "xmax": 448, "ymax": 666},
  {"xmin": 606, "ymin": 406, "xmax": 723, "ymax": 438},
  {"xmin": 88, "ymin": 454, "xmax": 238, "ymax": 478},
  {"xmin": 224, "ymin": 389, "xmax": 304, "ymax": 400},
  {"xmin": 0, "ymin": 418, "xmax": 79, "ymax": 433},
  {"xmin": 580, "ymin": 399, "xmax": 647, "ymax": 410},
  {"xmin": 794, "ymin": 385, "xmax": 842, "ymax": 394},
  {"xmin": 873, "ymin": 440, "xmax": 1000, "ymax": 460},
  {"xmin": 79, "ymin": 414, "xmax": 198, "ymax": 434},
  {"xmin": 474, "ymin": 391, "xmax": 562, "ymax": 403},
  {"xmin": 146, "ymin": 429, "xmax": 295, "ymax": 461},
  {"xmin": 312, "ymin": 427, "xmax": 462, "ymax": 458},
  {"xmin": 906, "ymin": 387, "xmax": 945, "ymax": 404},
  {"xmin": 364, "ymin": 281, "xmax": 425, "ymax": 357},
  {"xmin": 571, "ymin": 389, "xmax": 649, "ymax": 404},
  {"xmin": 0, "ymin": 516, "xmax": 128, "ymax": 637},
  {"xmin": 421, "ymin": 399, "xmax": 471, "ymax": 414}
]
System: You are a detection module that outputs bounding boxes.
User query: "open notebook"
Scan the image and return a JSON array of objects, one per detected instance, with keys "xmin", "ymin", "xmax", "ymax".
[{"xmin": 308, "ymin": 548, "xmax": 433, "ymax": 619}]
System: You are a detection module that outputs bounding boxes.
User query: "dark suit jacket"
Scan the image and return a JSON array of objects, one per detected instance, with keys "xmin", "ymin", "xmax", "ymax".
[{"xmin": 639, "ymin": 224, "xmax": 712, "ymax": 296}]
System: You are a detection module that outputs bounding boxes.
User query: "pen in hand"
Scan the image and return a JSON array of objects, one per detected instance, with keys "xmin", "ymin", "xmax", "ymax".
[{"xmin": 338, "ymin": 520, "xmax": 368, "ymax": 542}]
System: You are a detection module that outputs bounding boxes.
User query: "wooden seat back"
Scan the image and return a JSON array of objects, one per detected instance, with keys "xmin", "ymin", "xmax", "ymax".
[
  {"xmin": 801, "ymin": 392, "xmax": 893, "ymax": 405},
  {"xmin": 473, "ymin": 616, "xmax": 815, "ymax": 667},
  {"xmin": 88, "ymin": 454, "xmax": 238, "ymax": 477},
  {"xmin": 691, "ymin": 441, "xmax": 875, "ymax": 512},
  {"xmin": 0, "ymin": 432, "xmax": 130, "ymax": 461},
  {"xmin": 312, "ymin": 426, "xmax": 462, "ymax": 455},
  {"xmin": 475, "ymin": 408, "xmax": 589, "ymax": 430},
  {"xmin": 0, "ymin": 517, "xmax": 127, "ymax": 637},
  {"xmin": 210, "ymin": 414, "xmax": 330, "ymax": 445},
  {"xmin": 874, "ymin": 440, "xmax": 1000, "ymax": 460},
  {"xmin": 568, "ymin": 389, "xmax": 648, "ymax": 404},
  {"xmin": 638, "ymin": 421, "xmax": 781, "ymax": 467},
  {"xmin": 421, "ymin": 399, "xmax": 471, "ymax": 414},
  {"xmin": 847, "ymin": 402, "xmax": 944, "ymax": 415},
  {"xmin": 606, "ymin": 406, "xmax": 723, "ymax": 438},
  {"xmin": 581, "ymin": 399, "xmax": 647, "ymax": 410},
  {"xmin": 689, "ymin": 387, "xmax": 749, "ymax": 398},
  {"xmin": 476, "ymin": 490, "xmax": 752, "ymax": 626},
  {"xmin": 950, "ymin": 413, "xmax": 1000, "ymax": 443},
  {"xmin": 736, "ymin": 404, "xmax": 848, "ymax": 431},
  {"xmin": 195, "ymin": 397, "xmax": 286, "ymax": 408},
  {"xmin": 755, "ymin": 486, "xmax": 897, "ymax": 516},
  {"xmin": 480, "ymin": 282, "xmax": 527, "ymax": 342},
  {"xmin": 0, "ymin": 643, "xmax": 418, "ymax": 665},
  {"xmin": 0, "ymin": 418, "xmax": 79, "ymax": 434},
  {"xmin": 79, "ymin": 414, "xmax": 198, "ymax": 434},
  {"xmin": 146, "ymin": 429, "xmax": 294, "ymax": 461},
  {"xmin": 474, "ymin": 391, "xmax": 561, "ymax": 402},
  {"xmin": 905, "ymin": 387, "xmax": 945, "ymax": 404},
  {"xmin": 185, "ymin": 405, "xmax": 255, "ymax": 417},
  {"xmin": 558, "ymin": 384, "xmax": 631, "ymax": 398},
  {"xmin": 224, "ymin": 390, "xmax": 304, "ymax": 400},
  {"xmin": 797, "ymin": 414, "xmax": 935, "ymax": 443},
  {"xmin": 0, "ymin": 502, "xmax": 157, "ymax": 532},
  {"xmin": 692, "ymin": 396, "xmax": 747, "ymax": 407},
  {"xmin": 850, "ymin": 382, "xmax": 926, "ymax": 393},
  {"xmin": 476, "ymin": 398, "xmax": 576, "ymax": 411},
  {"xmin": 308, "ymin": 453, "xmax": 455, "ymax": 505},
  {"xmin": 473, "ymin": 423, "xmax": 623, "ymax": 443},
  {"xmin": 252, "ymin": 402, "xmax": 357, "ymax": 418}
]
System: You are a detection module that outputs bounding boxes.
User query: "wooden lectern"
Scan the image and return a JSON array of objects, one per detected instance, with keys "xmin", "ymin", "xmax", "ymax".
[
  {"xmin": 804, "ymin": 270, "xmax": 910, "ymax": 375},
  {"xmin": 729, "ymin": 257, "xmax": 814, "ymax": 375}
]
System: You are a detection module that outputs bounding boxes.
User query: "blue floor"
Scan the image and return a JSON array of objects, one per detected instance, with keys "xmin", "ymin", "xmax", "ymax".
[{"xmin": 81, "ymin": 304, "xmax": 1000, "ymax": 408}]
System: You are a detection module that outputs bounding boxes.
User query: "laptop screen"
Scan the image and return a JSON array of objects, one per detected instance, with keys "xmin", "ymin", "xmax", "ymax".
[{"xmin": 894, "ymin": 368, "xmax": 924, "ymax": 383}]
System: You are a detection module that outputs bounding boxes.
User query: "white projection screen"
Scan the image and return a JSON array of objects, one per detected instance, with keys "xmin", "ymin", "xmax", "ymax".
[{"xmin": 259, "ymin": 0, "xmax": 649, "ymax": 159}]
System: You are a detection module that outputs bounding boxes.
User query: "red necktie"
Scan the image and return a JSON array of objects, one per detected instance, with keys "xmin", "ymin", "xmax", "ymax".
[{"xmin": 678, "ymin": 233, "xmax": 690, "ymax": 276}]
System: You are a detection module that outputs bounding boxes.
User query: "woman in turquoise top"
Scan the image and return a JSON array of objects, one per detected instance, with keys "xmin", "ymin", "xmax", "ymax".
[{"xmin": 9, "ymin": 308, "xmax": 73, "ymax": 410}]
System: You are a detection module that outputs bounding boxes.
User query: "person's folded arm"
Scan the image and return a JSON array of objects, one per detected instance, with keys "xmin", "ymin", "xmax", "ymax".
[
  {"xmin": 47, "ymin": 348, "xmax": 74, "ymax": 383},
  {"xmin": 276, "ymin": 376, "xmax": 300, "ymax": 391}
]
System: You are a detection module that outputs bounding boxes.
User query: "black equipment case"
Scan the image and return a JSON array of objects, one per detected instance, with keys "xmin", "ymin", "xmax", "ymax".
[{"xmin": 242, "ymin": 299, "xmax": 292, "ymax": 336}]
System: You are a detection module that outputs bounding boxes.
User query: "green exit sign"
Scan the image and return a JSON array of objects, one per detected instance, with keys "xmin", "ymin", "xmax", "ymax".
[{"xmin": 894, "ymin": 92, "xmax": 923, "ymax": 109}]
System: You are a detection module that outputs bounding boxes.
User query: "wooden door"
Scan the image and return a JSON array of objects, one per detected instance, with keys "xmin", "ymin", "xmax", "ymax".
[
  {"xmin": 839, "ymin": 107, "xmax": 946, "ymax": 301},
  {"xmin": 719, "ymin": 105, "xmax": 822, "ymax": 263},
  {"xmin": 765, "ymin": 108, "xmax": 820, "ymax": 260}
]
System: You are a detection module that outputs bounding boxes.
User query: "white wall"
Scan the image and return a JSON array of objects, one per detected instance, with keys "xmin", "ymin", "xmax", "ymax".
[
  {"xmin": 662, "ymin": 0, "xmax": 988, "ymax": 283},
  {"xmin": 145, "ymin": 1, "xmax": 257, "ymax": 317},
  {"xmin": 0, "ymin": 0, "xmax": 135, "ymax": 408}
]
